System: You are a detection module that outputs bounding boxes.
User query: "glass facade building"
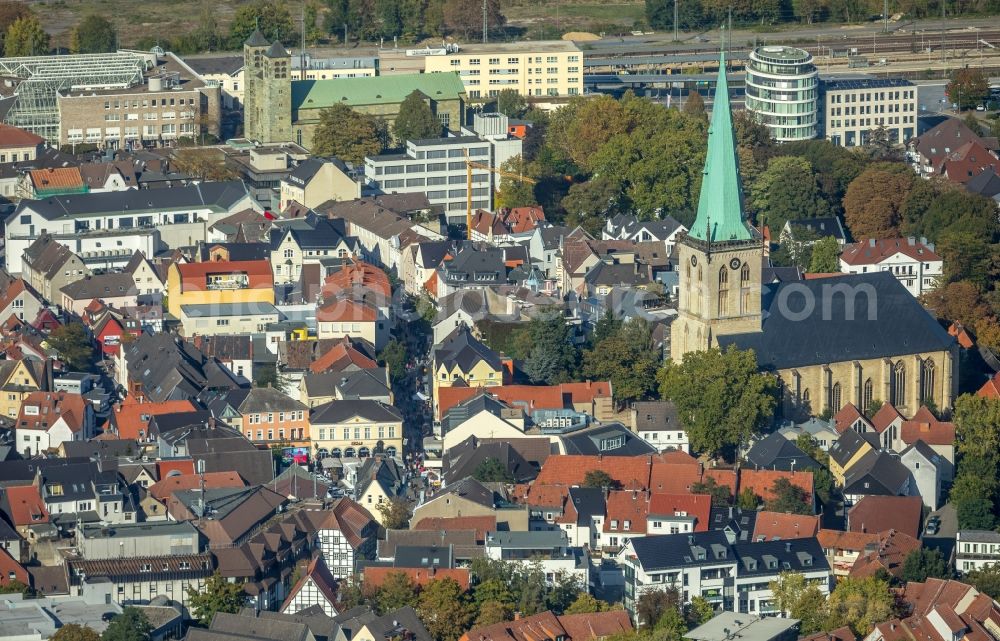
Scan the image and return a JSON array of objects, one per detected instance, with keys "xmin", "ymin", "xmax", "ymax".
[{"xmin": 745, "ymin": 46, "xmax": 818, "ymax": 142}]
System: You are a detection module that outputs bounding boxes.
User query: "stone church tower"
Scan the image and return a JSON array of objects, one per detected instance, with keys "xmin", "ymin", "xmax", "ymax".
[
  {"xmin": 670, "ymin": 53, "xmax": 766, "ymax": 362},
  {"xmin": 243, "ymin": 30, "xmax": 292, "ymax": 143}
]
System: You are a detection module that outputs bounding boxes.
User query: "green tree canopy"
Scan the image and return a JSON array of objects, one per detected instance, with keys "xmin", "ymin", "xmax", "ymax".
[
  {"xmin": 473, "ymin": 458, "xmax": 515, "ymax": 483},
  {"xmin": 564, "ymin": 592, "xmax": 610, "ymax": 614},
  {"xmin": 101, "ymin": 607, "xmax": 153, "ymax": 641},
  {"xmin": 418, "ymin": 578, "xmax": 476, "ymax": 641},
  {"xmin": 582, "ymin": 469, "xmax": 619, "ymax": 490},
  {"xmin": 379, "ymin": 339, "xmax": 408, "ymax": 382},
  {"xmin": 808, "ymin": 236, "xmax": 841, "ymax": 273},
  {"xmin": 0, "ymin": 1, "xmax": 33, "ymax": 56},
  {"xmin": 47, "ymin": 322, "xmax": 94, "ymax": 371},
  {"xmin": 901, "ymin": 548, "xmax": 950, "ymax": 583},
  {"xmin": 765, "ymin": 477, "xmax": 812, "ymax": 515},
  {"xmin": 311, "ymin": 104, "xmax": 385, "ymax": 164},
  {"xmin": 71, "ymin": 15, "xmax": 117, "ymax": 54},
  {"xmin": 4, "ymin": 15, "xmax": 48, "ymax": 57},
  {"xmin": 843, "ymin": 164, "xmax": 914, "ymax": 240},
  {"xmin": 583, "ymin": 318, "xmax": 660, "ymax": 409},
  {"xmin": 690, "ymin": 476, "xmax": 732, "ymax": 504},
  {"xmin": 377, "ymin": 496, "xmax": 412, "ymax": 529},
  {"xmin": 230, "ymin": 0, "xmax": 295, "ymax": 46},
  {"xmin": 393, "ymin": 91, "xmax": 442, "ymax": 144},
  {"xmin": 947, "ymin": 68, "xmax": 990, "ymax": 110},
  {"xmin": 187, "ymin": 572, "xmax": 247, "ymax": 626},
  {"xmin": 375, "ymin": 571, "xmax": 420, "ymax": 614},
  {"xmin": 635, "ymin": 587, "xmax": 681, "ymax": 629},
  {"xmin": 496, "ymin": 89, "xmax": 527, "ymax": 117},
  {"xmin": 750, "ymin": 156, "xmax": 829, "ymax": 233},
  {"xmin": 495, "ymin": 156, "xmax": 537, "ymax": 209},
  {"xmin": 658, "ymin": 347, "xmax": 778, "ymax": 458},
  {"xmin": 824, "ymin": 576, "xmax": 894, "ymax": 637},
  {"xmin": 967, "ymin": 563, "xmax": 1000, "ymax": 600},
  {"xmin": 769, "ymin": 572, "xmax": 828, "ymax": 635},
  {"xmin": 520, "ymin": 310, "xmax": 579, "ymax": 385}
]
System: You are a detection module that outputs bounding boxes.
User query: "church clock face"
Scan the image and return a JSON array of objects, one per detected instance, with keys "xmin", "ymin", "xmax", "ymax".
[
  {"xmin": 729, "ymin": 258, "xmax": 742, "ymax": 270},
  {"xmin": 690, "ymin": 255, "xmax": 698, "ymax": 267}
]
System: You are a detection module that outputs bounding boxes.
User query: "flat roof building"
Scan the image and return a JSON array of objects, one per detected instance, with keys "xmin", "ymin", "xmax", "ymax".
[{"xmin": 821, "ymin": 77, "xmax": 917, "ymax": 147}]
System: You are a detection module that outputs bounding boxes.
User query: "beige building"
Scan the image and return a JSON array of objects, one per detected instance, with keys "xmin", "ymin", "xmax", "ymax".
[
  {"xmin": 0, "ymin": 124, "xmax": 43, "ymax": 164},
  {"xmin": 421, "ymin": 41, "xmax": 583, "ymax": 101},
  {"xmin": 670, "ymin": 57, "xmax": 957, "ymax": 420},
  {"xmin": 184, "ymin": 55, "xmax": 245, "ymax": 110},
  {"xmin": 57, "ymin": 53, "xmax": 220, "ymax": 149},
  {"xmin": 822, "ymin": 77, "xmax": 918, "ymax": 147},
  {"xmin": 309, "ymin": 399, "xmax": 403, "ymax": 459},
  {"xmin": 278, "ymin": 158, "xmax": 360, "ymax": 211},
  {"xmin": 21, "ymin": 235, "xmax": 91, "ymax": 304}
]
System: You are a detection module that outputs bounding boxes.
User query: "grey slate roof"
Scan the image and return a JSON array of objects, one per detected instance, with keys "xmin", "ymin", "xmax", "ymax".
[
  {"xmin": 185, "ymin": 55, "xmax": 244, "ymax": 77},
  {"xmin": 627, "ymin": 530, "xmax": 734, "ymax": 570},
  {"xmin": 785, "ymin": 216, "xmax": 847, "ymax": 242},
  {"xmin": 356, "ymin": 457, "xmax": 406, "ymax": 500},
  {"xmin": 310, "ymin": 399, "xmax": 402, "ymax": 425},
  {"xmin": 440, "ymin": 392, "xmax": 512, "ymax": 435},
  {"xmin": 59, "ymin": 273, "xmax": 137, "ymax": 300},
  {"xmin": 744, "ymin": 433, "xmax": 820, "ymax": 472},
  {"xmin": 123, "ymin": 333, "xmax": 246, "ymax": 403},
  {"xmin": 828, "ymin": 429, "xmax": 873, "ymax": 468},
  {"xmin": 843, "ymin": 450, "xmax": 911, "ymax": 497},
  {"xmin": 433, "ymin": 325, "xmax": 503, "ymax": 372},
  {"xmin": 443, "ymin": 436, "xmax": 536, "ymax": 485},
  {"xmin": 8, "ymin": 181, "xmax": 250, "ymax": 222},
  {"xmin": 567, "ymin": 487, "xmax": 606, "ymax": 527},
  {"xmin": 732, "ymin": 536, "xmax": 829, "ymax": 577},
  {"xmin": 561, "ymin": 423, "xmax": 657, "ymax": 456},
  {"xmin": 718, "ymin": 272, "xmax": 954, "ymax": 370},
  {"xmin": 632, "ymin": 401, "xmax": 683, "ymax": 433},
  {"xmin": 967, "ymin": 167, "xmax": 1000, "ymax": 199}
]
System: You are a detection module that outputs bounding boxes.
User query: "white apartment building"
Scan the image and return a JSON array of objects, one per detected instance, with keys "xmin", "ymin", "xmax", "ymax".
[
  {"xmin": 364, "ymin": 116, "xmax": 522, "ymax": 224},
  {"xmin": 839, "ymin": 237, "xmax": 943, "ymax": 297},
  {"xmin": 744, "ymin": 46, "xmax": 818, "ymax": 142},
  {"xmin": 421, "ymin": 41, "xmax": 583, "ymax": 100},
  {"xmin": 485, "ymin": 530, "xmax": 589, "ymax": 590},
  {"xmin": 956, "ymin": 530, "xmax": 1000, "ymax": 575},
  {"xmin": 822, "ymin": 77, "xmax": 918, "ymax": 147},
  {"xmin": 4, "ymin": 181, "xmax": 257, "ymax": 274}
]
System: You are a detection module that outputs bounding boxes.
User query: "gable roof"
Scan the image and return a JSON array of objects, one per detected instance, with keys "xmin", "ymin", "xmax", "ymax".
[
  {"xmin": 292, "ymin": 73, "xmax": 465, "ymax": 114},
  {"xmin": 148, "ymin": 471, "xmax": 246, "ymax": 502},
  {"xmin": 841, "ymin": 238, "xmax": 941, "ymax": 266},
  {"xmin": 751, "ymin": 511, "xmax": 821, "ymax": 541},
  {"xmin": 738, "ymin": 469, "xmax": 814, "ymax": 503},
  {"xmin": 848, "ymin": 495, "xmax": 923, "ymax": 538},
  {"xmin": 646, "ymin": 493, "xmax": 712, "ymax": 531},
  {"xmin": 174, "ymin": 260, "xmax": 273, "ymax": 292},
  {"xmin": 901, "ymin": 412, "xmax": 956, "ymax": 446},
  {"xmin": 744, "ymin": 432, "xmax": 819, "ymax": 472},
  {"xmin": 280, "ymin": 554, "xmax": 339, "ymax": 614},
  {"xmin": 833, "ymin": 403, "xmax": 871, "ymax": 433},
  {"xmin": 110, "ymin": 398, "xmax": 198, "ymax": 440},
  {"xmin": 310, "ymin": 399, "xmax": 402, "ymax": 425},
  {"xmin": 434, "ymin": 325, "xmax": 503, "ymax": 373}
]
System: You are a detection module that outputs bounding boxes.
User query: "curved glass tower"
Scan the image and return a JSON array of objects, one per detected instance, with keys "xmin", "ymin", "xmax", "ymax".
[{"xmin": 745, "ymin": 46, "xmax": 818, "ymax": 142}]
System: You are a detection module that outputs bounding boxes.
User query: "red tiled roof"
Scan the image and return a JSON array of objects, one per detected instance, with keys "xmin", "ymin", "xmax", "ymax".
[
  {"xmin": 833, "ymin": 403, "xmax": 871, "ymax": 434},
  {"xmin": 111, "ymin": 397, "xmax": 197, "ymax": 441},
  {"xmin": 535, "ymin": 455, "xmax": 653, "ymax": 490},
  {"xmin": 29, "ymin": 167, "xmax": 84, "ymax": 191},
  {"xmin": 435, "ymin": 381, "xmax": 612, "ymax": 419},
  {"xmin": 938, "ymin": 140, "xmax": 1000, "ymax": 184},
  {"xmin": 147, "ymin": 472, "xmax": 246, "ymax": 501},
  {"xmin": 280, "ymin": 554, "xmax": 339, "ymax": 613},
  {"xmin": 2, "ymin": 484, "xmax": 49, "ymax": 526},
  {"xmin": 701, "ymin": 468, "xmax": 738, "ymax": 496},
  {"xmin": 948, "ymin": 322, "xmax": 975, "ymax": 349},
  {"xmin": 16, "ymin": 391, "xmax": 88, "ymax": 433},
  {"xmin": 646, "ymin": 493, "xmax": 712, "ymax": 532},
  {"xmin": 816, "ymin": 528, "xmax": 881, "ymax": 552},
  {"xmin": 604, "ymin": 490, "xmax": 650, "ymax": 534},
  {"xmin": 557, "ymin": 611, "xmax": 633, "ymax": 641},
  {"xmin": 523, "ymin": 484, "xmax": 570, "ymax": 510},
  {"xmin": 174, "ymin": 260, "xmax": 273, "ymax": 291},
  {"xmin": 462, "ymin": 611, "xmax": 565, "ymax": 641},
  {"xmin": 849, "ymin": 529, "xmax": 922, "ymax": 578},
  {"xmin": 840, "ymin": 238, "xmax": 942, "ymax": 266},
  {"xmin": 978, "ymin": 372, "xmax": 1000, "ymax": 399},
  {"xmin": 800, "ymin": 626, "xmax": 857, "ymax": 641},
  {"xmin": 308, "ymin": 342, "xmax": 377, "ymax": 374},
  {"xmin": 752, "ymin": 511, "xmax": 821, "ymax": 541},
  {"xmin": 322, "ymin": 261, "xmax": 391, "ymax": 299},
  {"xmin": 412, "ymin": 516, "xmax": 497, "ymax": 542},
  {"xmin": 0, "ymin": 124, "xmax": 43, "ymax": 148},
  {"xmin": 364, "ymin": 566, "xmax": 471, "ymax": 590},
  {"xmin": 0, "ymin": 546, "xmax": 28, "ymax": 587},
  {"xmin": 848, "ymin": 495, "xmax": 923, "ymax": 539},
  {"xmin": 871, "ymin": 403, "xmax": 905, "ymax": 433},
  {"xmin": 738, "ymin": 469, "xmax": 814, "ymax": 504},
  {"xmin": 156, "ymin": 459, "xmax": 196, "ymax": 478},
  {"xmin": 315, "ymin": 298, "xmax": 377, "ymax": 322},
  {"xmin": 900, "ymin": 415, "xmax": 956, "ymax": 446},
  {"xmin": 648, "ymin": 457, "xmax": 704, "ymax": 495}
]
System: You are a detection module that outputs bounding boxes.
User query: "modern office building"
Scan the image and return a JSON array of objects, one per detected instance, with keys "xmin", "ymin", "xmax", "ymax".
[
  {"xmin": 821, "ymin": 77, "xmax": 918, "ymax": 147},
  {"xmin": 420, "ymin": 41, "xmax": 583, "ymax": 101},
  {"xmin": 744, "ymin": 46, "xmax": 818, "ymax": 142},
  {"xmin": 363, "ymin": 114, "xmax": 522, "ymax": 223}
]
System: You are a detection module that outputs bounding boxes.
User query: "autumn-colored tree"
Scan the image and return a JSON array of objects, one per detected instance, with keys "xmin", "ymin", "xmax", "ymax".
[
  {"xmin": 418, "ymin": 578, "xmax": 476, "ymax": 641},
  {"xmin": 946, "ymin": 68, "xmax": 990, "ymax": 110},
  {"xmin": 376, "ymin": 571, "xmax": 419, "ymax": 614},
  {"xmin": 843, "ymin": 165, "xmax": 913, "ymax": 239},
  {"xmin": 377, "ymin": 496, "xmax": 412, "ymax": 530},
  {"xmin": 50, "ymin": 624, "xmax": 100, "ymax": 641},
  {"xmin": 4, "ymin": 15, "xmax": 48, "ymax": 57},
  {"xmin": 920, "ymin": 281, "xmax": 987, "ymax": 329},
  {"xmin": 0, "ymin": 1, "xmax": 33, "ymax": 55},
  {"xmin": 682, "ymin": 91, "xmax": 707, "ymax": 119},
  {"xmin": 171, "ymin": 148, "xmax": 237, "ymax": 181},
  {"xmin": 311, "ymin": 104, "xmax": 384, "ymax": 164},
  {"xmin": 442, "ymin": 0, "xmax": 504, "ymax": 39}
]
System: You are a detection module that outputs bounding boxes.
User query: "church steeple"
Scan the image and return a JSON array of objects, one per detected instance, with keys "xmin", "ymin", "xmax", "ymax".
[{"xmin": 688, "ymin": 51, "xmax": 753, "ymax": 244}]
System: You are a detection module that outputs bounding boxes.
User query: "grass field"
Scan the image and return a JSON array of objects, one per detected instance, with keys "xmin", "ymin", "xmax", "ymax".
[{"xmin": 30, "ymin": 0, "xmax": 646, "ymax": 52}]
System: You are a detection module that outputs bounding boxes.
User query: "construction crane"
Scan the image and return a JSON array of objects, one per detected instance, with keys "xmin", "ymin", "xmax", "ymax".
[{"xmin": 465, "ymin": 150, "xmax": 536, "ymax": 240}]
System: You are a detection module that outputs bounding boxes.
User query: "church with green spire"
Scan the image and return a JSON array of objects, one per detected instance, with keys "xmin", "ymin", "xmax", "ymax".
[{"xmin": 670, "ymin": 52, "xmax": 765, "ymax": 361}]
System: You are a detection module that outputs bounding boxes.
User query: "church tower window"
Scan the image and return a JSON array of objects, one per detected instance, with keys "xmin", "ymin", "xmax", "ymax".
[
  {"xmin": 921, "ymin": 359, "xmax": 935, "ymax": 405},
  {"xmin": 891, "ymin": 362, "xmax": 906, "ymax": 408},
  {"xmin": 831, "ymin": 382, "xmax": 842, "ymax": 413},
  {"xmin": 863, "ymin": 378, "xmax": 873, "ymax": 412},
  {"xmin": 718, "ymin": 267, "xmax": 729, "ymax": 316}
]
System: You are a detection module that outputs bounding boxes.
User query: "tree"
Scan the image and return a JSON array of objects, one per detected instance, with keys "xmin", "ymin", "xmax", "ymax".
[
  {"xmin": 101, "ymin": 607, "xmax": 153, "ymax": 641},
  {"xmin": 497, "ymin": 89, "xmax": 527, "ymax": 117},
  {"xmin": 954, "ymin": 394, "xmax": 1000, "ymax": 460},
  {"xmin": 635, "ymin": 587, "xmax": 680, "ymax": 628},
  {"xmin": 311, "ymin": 104, "xmax": 384, "ymax": 164},
  {"xmin": 376, "ymin": 571, "xmax": 419, "ymax": 614},
  {"xmin": 901, "ymin": 548, "xmax": 949, "ymax": 582},
  {"xmin": 691, "ymin": 476, "xmax": 732, "ymax": 504},
  {"xmin": 582, "ymin": 470, "xmax": 619, "ymax": 490},
  {"xmin": 442, "ymin": 0, "xmax": 504, "ymax": 39},
  {"xmin": 967, "ymin": 563, "xmax": 1000, "ymax": 600},
  {"xmin": 495, "ymin": 156, "xmax": 537, "ymax": 209},
  {"xmin": 475, "ymin": 600, "xmax": 513, "ymax": 625},
  {"xmin": 71, "ymin": 16, "xmax": 117, "ymax": 54},
  {"xmin": 864, "ymin": 126, "xmax": 902, "ymax": 162},
  {"xmin": 47, "ymin": 322, "xmax": 94, "ymax": 370},
  {"xmin": 769, "ymin": 572, "xmax": 828, "ymax": 635},
  {"xmin": 843, "ymin": 165, "xmax": 913, "ymax": 239},
  {"xmin": 737, "ymin": 487, "xmax": 760, "ymax": 510},
  {"xmin": 171, "ymin": 148, "xmax": 237, "ymax": 181},
  {"xmin": 825, "ymin": 576, "xmax": 894, "ymax": 637},
  {"xmin": 51, "ymin": 625, "xmax": 101, "ymax": 641},
  {"xmin": 682, "ymin": 92, "xmax": 707, "ymax": 119},
  {"xmin": 521, "ymin": 310, "xmax": 578, "ymax": 385},
  {"xmin": 947, "ymin": 68, "xmax": 990, "ymax": 111},
  {"xmin": 658, "ymin": 347, "xmax": 778, "ymax": 459},
  {"xmin": 583, "ymin": 319, "xmax": 660, "ymax": 409},
  {"xmin": 0, "ymin": 1, "xmax": 32, "ymax": 56},
  {"xmin": 379, "ymin": 339, "xmax": 408, "ymax": 382},
  {"xmin": 749, "ymin": 156, "xmax": 829, "ymax": 234},
  {"xmin": 687, "ymin": 596, "xmax": 715, "ymax": 625},
  {"xmin": 809, "ymin": 236, "xmax": 841, "ymax": 273},
  {"xmin": 230, "ymin": 0, "xmax": 295, "ymax": 46},
  {"xmin": 187, "ymin": 572, "xmax": 248, "ymax": 626},
  {"xmin": 393, "ymin": 91, "xmax": 441, "ymax": 144},
  {"xmin": 564, "ymin": 593, "xmax": 610, "ymax": 614},
  {"xmin": 5, "ymin": 15, "xmax": 48, "ymax": 57},
  {"xmin": 473, "ymin": 457, "xmax": 514, "ymax": 483},
  {"xmin": 418, "ymin": 578, "xmax": 476, "ymax": 641},
  {"xmin": 377, "ymin": 496, "xmax": 412, "ymax": 529},
  {"xmin": 765, "ymin": 478, "xmax": 812, "ymax": 515}
]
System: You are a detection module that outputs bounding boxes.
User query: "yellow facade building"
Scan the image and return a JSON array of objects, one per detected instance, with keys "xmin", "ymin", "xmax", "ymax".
[
  {"xmin": 165, "ymin": 260, "xmax": 275, "ymax": 319},
  {"xmin": 432, "ymin": 325, "xmax": 509, "ymax": 410}
]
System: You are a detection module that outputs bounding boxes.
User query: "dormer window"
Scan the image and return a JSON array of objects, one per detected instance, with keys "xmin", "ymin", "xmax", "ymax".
[{"xmin": 610, "ymin": 520, "xmax": 618, "ymax": 530}]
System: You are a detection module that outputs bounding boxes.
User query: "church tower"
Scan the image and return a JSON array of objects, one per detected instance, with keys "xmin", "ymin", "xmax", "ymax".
[
  {"xmin": 670, "ymin": 52, "xmax": 765, "ymax": 362},
  {"xmin": 243, "ymin": 30, "xmax": 292, "ymax": 143}
]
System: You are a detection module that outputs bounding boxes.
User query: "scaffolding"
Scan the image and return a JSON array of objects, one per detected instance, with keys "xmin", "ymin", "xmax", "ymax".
[{"xmin": 0, "ymin": 52, "xmax": 150, "ymax": 142}]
